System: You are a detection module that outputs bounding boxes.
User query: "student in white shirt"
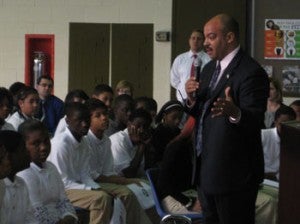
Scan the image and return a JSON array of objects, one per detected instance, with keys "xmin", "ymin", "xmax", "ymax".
[
  {"xmin": 262, "ymin": 105, "xmax": 296, "ymax": 181},
  {"xmin": 84, "ymin": 98, "xmax": 152, "ymax": 224},
  {"xmin": 6, "ymin": 86, "xmax": 39, "ymax": 131},
  {"xmin": 54, "ymin": 89, "xmax": 89, "ymax": 137},
  {"xmin": 18, "ymin": 120, "xmax": 78, "ymax": 223},
  {"xmin": 110, "ymin": 108, "xmax": 152, "ymax": 178},
  {"xmin": 48, "ymin": 102, "xmax": 113, "ymax": 224},
  {"xmin": 0, "ymin": 130, "xmax": 37, "ymax": 223}
]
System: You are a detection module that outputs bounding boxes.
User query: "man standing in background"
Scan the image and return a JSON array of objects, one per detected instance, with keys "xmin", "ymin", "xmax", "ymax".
[{"xmin": 170, "ymin": 29, "xmax": 210, "ymax": 103}]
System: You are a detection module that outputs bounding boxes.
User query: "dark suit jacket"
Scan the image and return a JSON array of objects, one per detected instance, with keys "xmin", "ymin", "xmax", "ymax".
[{"xmin": 190, "ymin": 49, "xmax": 269, "ymax": 194}]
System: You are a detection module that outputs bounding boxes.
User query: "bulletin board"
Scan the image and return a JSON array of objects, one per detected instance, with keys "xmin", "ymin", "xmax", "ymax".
[{"xmin": 264, "ymin": 19, "xmax": 300, "ymax": 60}]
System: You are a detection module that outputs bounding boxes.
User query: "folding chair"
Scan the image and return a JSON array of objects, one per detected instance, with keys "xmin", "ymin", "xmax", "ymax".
[{"xmin": 146, "ymin": 168, "xmax": 203, "ymax": 224}]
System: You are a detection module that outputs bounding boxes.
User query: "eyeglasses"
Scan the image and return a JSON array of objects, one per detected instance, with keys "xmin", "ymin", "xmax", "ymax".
[{"xmin": 39, "ymin": 83, "xmax": 53, "ymax": 88}]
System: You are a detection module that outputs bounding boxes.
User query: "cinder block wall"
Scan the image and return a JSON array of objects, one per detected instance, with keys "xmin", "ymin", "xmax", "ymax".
[{"xmin": 0, "ymin": 0, "xmax": 172, "ymax": 108}]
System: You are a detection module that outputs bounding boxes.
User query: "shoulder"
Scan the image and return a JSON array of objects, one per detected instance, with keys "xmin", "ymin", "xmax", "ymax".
[
  {"xmin": 1, "ymin": 122, "xmax": 15, "ymax": 131},
  {"xmin": 110, "ymin": 130, "xmax": 126, "ymax": 142},
  {"xmin": 47, "ymin": 95, "xmax": 64, "ymax": 106},
  {"xmin": 17, "ymin": 167, "xmax": 35, "ymax": 180},
  {"xmin": 173, "ymin": 51, "xmax": 190, "ymax": 62},
  {"xmin": 109, "ymin": 131, "xmax": 129, "ymax": 150},
  {"xmin": 51, "ymin": 132, "xmax": 71, "ymax": 151}
]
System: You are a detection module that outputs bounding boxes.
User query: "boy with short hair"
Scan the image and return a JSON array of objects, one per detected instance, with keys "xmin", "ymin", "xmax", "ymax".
[
  {"xmin": 18, "ymin": 120, "xmax": 78, "ymax": 223},
  {"xmin": 92, "ymin": 84, "xmax": 114, "ymax": 111},
  {"xmin": 48, "ymin": 102, "xmax": 113, "ymax": 224},
  {"xmin": 262, "ymin": 105, "xmax": 296, "ymax": 181},
  {"xmin": 54, "ymin": 89, "xmax": 89, "ymax": 136},
  {"xmin": 0, "ymin": 130, "xmax": 37, "ymax": 223},
  {"xmin": 84, "ymin": 98, "xmax": 152, "ymax": 223},
  {"xmin": 110, "ymin": 108, "xmax": 152, "ymax": 178},
  {"xmin": 107, "ymin": 94, "xmax": 134, "ymax": 136}
]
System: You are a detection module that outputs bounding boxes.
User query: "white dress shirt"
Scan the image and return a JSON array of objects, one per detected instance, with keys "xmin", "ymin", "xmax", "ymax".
[
  {"xmin": 5, "ymin": 111, "xmax": 27, "ymax": 131},
  {"xmin": 0, "ymin": 121, "xmax": 15, "ymax": 131},
  {"xmin": 17, "ymin": 162, "xmax": 77, "ymax": 223},
  {"xmin": 83, "ymin": 130, "xmax": 117, "ymax": 180},
  {"xmin": 0, "ymin": 177, "xmax": 37, "ymax": 224},
  {"xmin": 48, "ymin": 128, "xmax": 100, "ymax": 190},
  {"xmin": 109, "ymin": 129, "xmax": 145, "ymax": 177},
  {"xmin": 261, "ymin": 127, "xmax": 280, "ymax": 176},
  {"xmin": 54, "ymin": 116, "xmax": 67, "ymax": 137},
  {"xmin": 170, "ymin": 50, "xmax": 211, "ymax": 102}
]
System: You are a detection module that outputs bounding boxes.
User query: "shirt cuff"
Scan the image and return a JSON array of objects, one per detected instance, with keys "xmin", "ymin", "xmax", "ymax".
[
  {"xmin": 185, "ymin": 98, "xmax": 195, "ymax": 108},
  {"xmin": 229, "ymin": 108, "xmax": 241, "ymax": 123}
]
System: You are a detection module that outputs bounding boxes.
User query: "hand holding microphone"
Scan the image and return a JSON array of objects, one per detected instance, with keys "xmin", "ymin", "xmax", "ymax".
[{"xmin": 193, "ymin": 57, "xmax": 202, "ymax": 97}]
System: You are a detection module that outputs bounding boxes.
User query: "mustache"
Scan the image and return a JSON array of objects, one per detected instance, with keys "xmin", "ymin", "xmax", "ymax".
[{"xmin": 204, "ymin": 45, "xmax": 212, "ymax": 52}]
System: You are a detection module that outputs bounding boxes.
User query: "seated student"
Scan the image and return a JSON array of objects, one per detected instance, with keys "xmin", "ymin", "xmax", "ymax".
[
  {"xmin": 0, "ymin": 130, "xmax": 37, "ymax": 223},
  {"xmin": 0, "ymin": 87, "xmax": 15, "ymax": 130},
  {"xmin": 290, "ymin": 99, "xmax": 300, "ymax": 121},
  {"xmin": 262, "ymin": 105, "xmax": 296, "ymax": 181},
  {"xmin": 18, "ymin": 120, "xmax": 78, "ymax": 223},
  {"xmin": 83, "ymin": 98, "xmax": 152, "ymax": 224},
  {"xmin": 8, "ymin": 81, "xmax": 26, "ymax": 114},
  {"xmin": 48, "ymin": 102, "xmax": 113, "ymax": 224},
  {"xmin": 92, "ymin": 84, "xmax": 114, "ymax": 112},
  {"xmin": 6, "ymin": 86, "xmax": 39, "ymax": 131},
  {"xmin": 54, "ymin": 89, "xmax": 89, "ymax": 136},
  {"xmin": 91, "ymin": 84, "xmax": 118, "ymax": 137},
  {"xmin": 107, "ymin": 94, "xmax": 134, "ymax": 136},
  {"xmin": 149, "ymin": 100, "xmax": 184, "ymax": 169},
  {"xmin": 156, "ymin": 120, "xmax": 201, "ymax": 215},
  {"xmin": 115, "ymin": 80, "xmax": 134, "ymax": 97},
  {"xmin": 110, "ymin": 108, "xmax": 152, "ymax": 178},
  {"xmin": 134, "ymin": 96, "xmax": 158, "ymax": 125}
]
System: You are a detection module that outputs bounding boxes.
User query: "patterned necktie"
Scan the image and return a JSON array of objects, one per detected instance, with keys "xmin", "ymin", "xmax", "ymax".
[
  {"xmin": 195, "ymin": 62, "xmax": 221, "ymax": 156},
  {"xmin": 36, "ymin": 100, "xmax": 45, "ymax": 121},
  {"xmin": 190, "ymin": 54, "xmax": 197, "ymax": 78}
]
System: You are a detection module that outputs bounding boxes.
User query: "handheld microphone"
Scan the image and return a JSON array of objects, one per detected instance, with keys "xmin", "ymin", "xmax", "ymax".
[
  {"xmin": 193, "ymin": 58, "xmax": 202, "ymax": 97},
  {"xmin": 194, "ymin": 57, "xmax": 202, "ymax": 82}
]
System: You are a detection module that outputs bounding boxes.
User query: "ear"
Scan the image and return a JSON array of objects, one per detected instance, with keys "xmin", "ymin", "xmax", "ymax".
[
  {"xmin": 18, "ymin": 99, "xmax": 24, "ymax": 109},
  {"xmin": 162, "ymin": 113, "xmax": 166, "ymax": 122},
  {"xmin": 226, "ymin": 32, "xmax": 235, "ymax": 44},
  {"xmin": 65, "ymin": 116, "xmax": 70, "ymax": 125}
]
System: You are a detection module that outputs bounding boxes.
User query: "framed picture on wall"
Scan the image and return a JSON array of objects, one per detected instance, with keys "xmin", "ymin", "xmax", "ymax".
[
  {"xmin": 282, "ymin": 65, "xmax": 300, "ymax": 97},
  {"xmin": 262, "ymin": 64, "xmax": 273, "ymax": 77}
]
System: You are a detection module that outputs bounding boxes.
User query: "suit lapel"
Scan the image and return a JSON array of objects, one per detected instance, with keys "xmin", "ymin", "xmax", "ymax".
[{"xmin": 210, "ymin": 49, "xmax": 244, "ymax": 100}]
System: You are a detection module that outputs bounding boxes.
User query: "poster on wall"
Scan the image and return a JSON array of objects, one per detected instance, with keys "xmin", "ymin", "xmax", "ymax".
[
  {"xmin": 282, "ymin": 65, "xmax": 300, "ymax": 97},
  {"xmin": 264, "ymin": 19, "xmax": 300, "ymax": 60}
]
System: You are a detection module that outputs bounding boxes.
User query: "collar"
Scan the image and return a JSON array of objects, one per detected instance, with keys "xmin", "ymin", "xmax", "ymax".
[
  {"xmin": 271, "ymin": 127, "xmax": 280, "ymax": 144},
  {"xmin": 3, "ymin": 177, "xmax": 21, "ymax": 187},
  {"xmin": 65, "ymin": 127, "xmax": 81, "ymax": 148},
  {"xmin": 87, "ymin": 129, "xmax": 104, "ymax": 144},
  {"xmin": 219, "ymin": 45, "xmax": 240, "ymax": 71},
  {"xmin": 188, "ymin": 49, "xmax": 205, "ymax": 58},
  {"xmin": 124, "ymin": 128, "xmax": 134, "ymax": 148},
  {"xmin": 30, "ymin": 162, "xmax": 47, "ymax": 172}
]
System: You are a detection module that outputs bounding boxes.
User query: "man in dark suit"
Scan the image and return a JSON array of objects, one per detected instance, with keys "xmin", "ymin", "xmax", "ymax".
[{"xmin": 185, "ymin": 14, "xmax": 269, "ymax": 224}]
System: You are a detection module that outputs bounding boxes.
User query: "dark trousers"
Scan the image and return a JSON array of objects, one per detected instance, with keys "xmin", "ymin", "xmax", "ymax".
[{"xmin": 198, "ymin": 185, "xmax": 259, "ymax": 224}]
